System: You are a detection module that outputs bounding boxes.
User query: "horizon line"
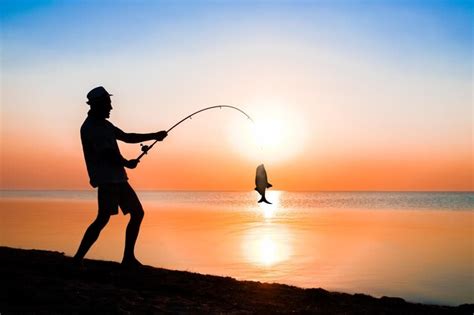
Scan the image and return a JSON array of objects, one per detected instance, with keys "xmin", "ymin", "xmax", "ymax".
[{"xmin": 1, "ymin": 189, "xmax": 473, "ymax": 193}]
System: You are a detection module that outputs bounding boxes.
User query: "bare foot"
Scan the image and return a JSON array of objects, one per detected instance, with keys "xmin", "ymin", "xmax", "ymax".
[
  {"xmin": 72, "ymin": 257, "xmax": 85, "ymax": 271},
  {"xmin": 121, "ymin": 257, "xmax": 143, "ymax": 268}
]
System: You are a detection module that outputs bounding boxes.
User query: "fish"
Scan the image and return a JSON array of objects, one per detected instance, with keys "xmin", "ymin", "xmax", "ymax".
[{"xmin": 255, "ymin": 164, "xmax": 272, "ymax": 204}]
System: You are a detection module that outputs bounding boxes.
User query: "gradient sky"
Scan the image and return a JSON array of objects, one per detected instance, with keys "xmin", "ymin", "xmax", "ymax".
[{"xmin": 1, "ymin": 0, "xmax": 472, "ymax": 191}]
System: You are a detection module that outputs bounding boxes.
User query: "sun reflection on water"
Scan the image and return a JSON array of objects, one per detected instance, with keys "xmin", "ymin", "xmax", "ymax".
[
  {"xmin": 243, "ymin": 191, "xmax": 292, "ymax": 267},
  {"xmin": 258, "ymin": 190, "xmax": 281, "ymax": 219},
  {"xmin": 242, "ymin": 223, "xmax": 292, "ymax": 267}
]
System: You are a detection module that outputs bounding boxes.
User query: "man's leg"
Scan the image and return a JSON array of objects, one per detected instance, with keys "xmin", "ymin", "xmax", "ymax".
[
  {"xmin": 122, "ymin": 205, "xmax": 144, "ymax": 265},
  {"xmin": 74, "ymin": 212, "xmax": 110, "ymax": 261}
]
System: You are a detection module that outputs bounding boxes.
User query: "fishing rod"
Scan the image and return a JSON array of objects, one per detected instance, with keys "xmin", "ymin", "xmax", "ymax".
[{"xmin": 136, "ymin": 105, "xmax": 254, "ymax": 161}]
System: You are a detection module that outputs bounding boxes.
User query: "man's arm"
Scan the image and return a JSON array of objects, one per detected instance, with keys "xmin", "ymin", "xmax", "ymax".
[{"xmin": 114, "ymin": 126, "xmax": 167, "ymax": 143}]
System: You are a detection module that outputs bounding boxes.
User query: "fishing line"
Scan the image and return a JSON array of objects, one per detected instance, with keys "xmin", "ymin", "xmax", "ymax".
[{"xmin": 136, "ymin": 105, "xmax": 255, "ymax": 161}]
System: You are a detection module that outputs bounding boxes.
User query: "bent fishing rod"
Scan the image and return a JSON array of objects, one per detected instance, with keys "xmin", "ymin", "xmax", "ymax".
[{"xmin": 136, "ymin": 105, "xmax": 254, "ymax": 161}]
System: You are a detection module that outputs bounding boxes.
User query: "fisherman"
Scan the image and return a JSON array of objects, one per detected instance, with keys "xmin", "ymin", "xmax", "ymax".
[{"xmin": 74, "ymin": 86, "xmax": 167, "ymax": 267}]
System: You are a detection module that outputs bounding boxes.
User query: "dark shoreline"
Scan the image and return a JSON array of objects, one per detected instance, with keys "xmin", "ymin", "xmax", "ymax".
[{"xmin": 1, "ymin": 247, "xmax": 472, "ymax": 314}]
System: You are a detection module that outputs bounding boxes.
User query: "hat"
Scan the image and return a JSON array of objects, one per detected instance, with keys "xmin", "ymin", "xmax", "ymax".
[{"xmin": 86, "ymin": 86, "xmax": 113, "ymax": 104}]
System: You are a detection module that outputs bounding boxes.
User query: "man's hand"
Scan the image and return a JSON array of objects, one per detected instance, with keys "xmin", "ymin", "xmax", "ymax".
[
  {"xmin": 124, "ymin": 159, "xmax": 140, "ymax": 169},
  {"xmin": 155, "ymin": 130, "xmax": 168, "ymax": 141}
]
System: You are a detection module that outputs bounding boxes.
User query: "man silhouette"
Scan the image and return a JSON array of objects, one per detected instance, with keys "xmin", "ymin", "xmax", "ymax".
[{"xmin": 74, "ymin": 86, "xmax": 167, "ymax": 267}]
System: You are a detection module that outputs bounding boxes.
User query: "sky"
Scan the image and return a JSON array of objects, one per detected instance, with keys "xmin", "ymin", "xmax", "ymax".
[{"xmin": 0, "ymin": 0, "xmax": 472, "ymax": 191}]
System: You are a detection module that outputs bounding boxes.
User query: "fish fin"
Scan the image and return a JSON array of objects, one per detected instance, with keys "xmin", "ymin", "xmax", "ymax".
[
  {"xmin": 258, "ymin": 196, "xmax": 272, "ymax": 204},
  {"xmin": 267, "ymin": 183, "xmax": 272, "ymax": 188}
]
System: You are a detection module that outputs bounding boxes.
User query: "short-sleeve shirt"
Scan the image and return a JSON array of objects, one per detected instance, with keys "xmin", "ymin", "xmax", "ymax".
[{"xmin": 81, "ymin": 113, "xmax": 128, "ymax": 187}]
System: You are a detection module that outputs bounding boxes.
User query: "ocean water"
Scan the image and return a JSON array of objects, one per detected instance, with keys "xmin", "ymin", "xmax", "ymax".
[
  {"xmin": 1, "ymin": 190, "xmax": 473, "ymax": 305},
  {"xmin": 2, "ymin": 190, "xmax": 473, "ymax": 210}
]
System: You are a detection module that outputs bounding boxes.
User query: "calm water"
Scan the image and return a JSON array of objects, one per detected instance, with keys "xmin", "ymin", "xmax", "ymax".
[{"xmin": 1, "ymin": 190, "xmax": 473, "ymax": 305}]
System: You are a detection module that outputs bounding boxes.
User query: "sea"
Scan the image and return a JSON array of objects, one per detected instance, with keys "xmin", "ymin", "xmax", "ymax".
[{"xmin": 1, "ymin": 190, "xmax": 473, "ymax": 306}]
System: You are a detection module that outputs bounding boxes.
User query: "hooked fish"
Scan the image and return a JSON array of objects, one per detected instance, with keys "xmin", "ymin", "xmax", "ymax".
[{"xmin": 255, "ymin": 164, "xmax": 272, "ymax": 204}]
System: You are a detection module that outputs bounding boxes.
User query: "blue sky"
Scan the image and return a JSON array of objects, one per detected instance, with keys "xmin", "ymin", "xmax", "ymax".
[{"xmin": 2, "ymin": 1, "xmax": 472, "ymax": 69}]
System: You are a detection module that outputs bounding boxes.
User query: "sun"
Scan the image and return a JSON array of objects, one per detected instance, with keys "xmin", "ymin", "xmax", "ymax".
[
  {"xmin": 253, "ymin": 118, "xmax": 285, "ymax": 149},
  {"xmin": 228, "ymin": 100, "xmax": 307, "ymax": 164}
]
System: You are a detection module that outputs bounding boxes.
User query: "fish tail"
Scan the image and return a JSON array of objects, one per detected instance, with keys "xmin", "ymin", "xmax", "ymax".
[{"xmin": 258, "ymin": 196, "xmax": 272, "ymax": 204}]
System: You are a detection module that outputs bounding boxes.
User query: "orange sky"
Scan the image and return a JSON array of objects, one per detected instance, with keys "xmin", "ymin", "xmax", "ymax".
[{"xmin": 0, "ymin": 129, "xmax": 472, "ymax": 191}]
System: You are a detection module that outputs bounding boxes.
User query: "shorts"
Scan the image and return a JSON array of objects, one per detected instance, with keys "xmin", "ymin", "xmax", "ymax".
[{"xmin": 98, "ymin": 182, "xmax": 143, "ymax": 216}]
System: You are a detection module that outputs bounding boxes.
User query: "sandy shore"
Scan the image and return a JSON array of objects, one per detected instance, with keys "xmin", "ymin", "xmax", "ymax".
[{"xmin": 1, "ymin": 247, "xmax": 472, "ymax": 314}]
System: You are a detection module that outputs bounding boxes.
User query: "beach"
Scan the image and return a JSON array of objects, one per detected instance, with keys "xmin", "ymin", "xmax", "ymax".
[{"xmin": 1, "ymin": 246, "xmax": 472, "ymax": 314}]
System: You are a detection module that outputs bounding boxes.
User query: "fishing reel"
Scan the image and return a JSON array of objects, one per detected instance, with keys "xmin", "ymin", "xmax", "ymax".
[{"xmin": 140, "ymin": 144, "xmax": 150, "ymax": 154}]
